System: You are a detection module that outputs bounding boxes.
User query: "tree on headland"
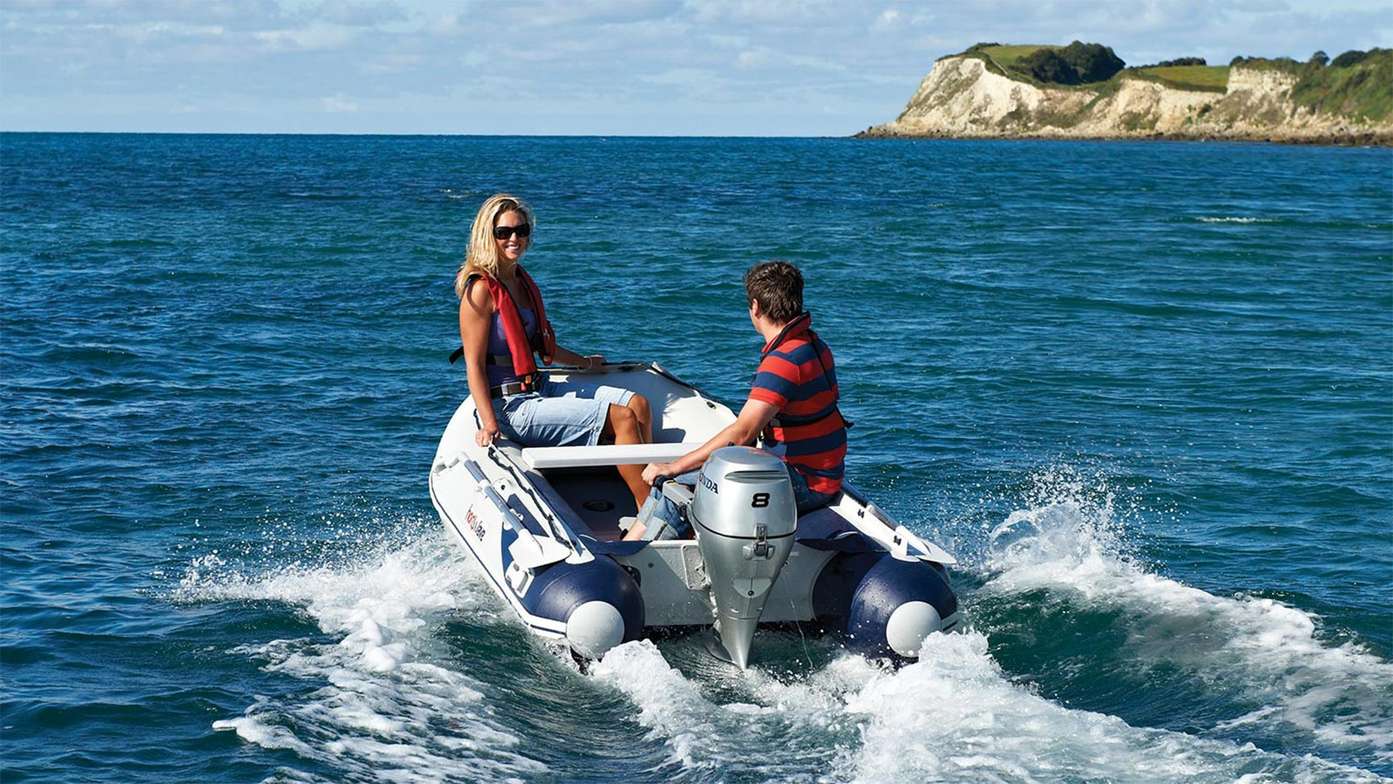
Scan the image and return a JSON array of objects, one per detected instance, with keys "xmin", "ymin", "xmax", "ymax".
[
  {"xmin": 1330, "ymin": 50, "xmax": 1371, "ymax": 68},
  {"xmin": 1145, "ymin": 57, "xmax": 1207, "ymax": 68},
  {"xmin": 1016, "ymin": 41, "xmax": 1125, "ymax": 85},
  {"xmin": 1059, "ymin": 41, "xmax": 1126, "ymax": 82},
  {"xmin": 1230, "ymin": 54, "xmax": 1300, "ymax": 68},
  {"xmin": 1018, "ymin": 49, "xmax": 1080, "ymax": 83},
  {"xmin": 1309, "ymin": 51, "xmax": 1329, "ymax": 67}
]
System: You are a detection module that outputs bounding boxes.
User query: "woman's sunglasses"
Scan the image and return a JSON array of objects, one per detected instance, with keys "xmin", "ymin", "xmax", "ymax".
[{"xmin": 493, "ymin": 224, "xmax": 532, "ymax": 240}]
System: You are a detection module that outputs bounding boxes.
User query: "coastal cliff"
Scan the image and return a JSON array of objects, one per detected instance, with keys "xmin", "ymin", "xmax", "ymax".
[{"xmin": 863, "ymin": 45, "xmax": 1393, "ymax": 145}]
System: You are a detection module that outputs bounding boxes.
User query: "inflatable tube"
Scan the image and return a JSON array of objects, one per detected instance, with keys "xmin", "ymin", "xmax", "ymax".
[
  {"xmin": 845, "ymin": 555, "xmax": 956, "ymax": 657},
  {"xmin": 813, "ymin": 552, "xmax": 956, "ymax": 658},
  {"xmin": 521, "ymin": 557, "xmax": 644, "ymax": 658}
]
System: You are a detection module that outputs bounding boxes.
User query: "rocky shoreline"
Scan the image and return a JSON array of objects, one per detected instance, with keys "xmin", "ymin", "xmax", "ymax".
[{"xmin": 855, "ymin": 126, "xmax": 1393, "ymax": 146}]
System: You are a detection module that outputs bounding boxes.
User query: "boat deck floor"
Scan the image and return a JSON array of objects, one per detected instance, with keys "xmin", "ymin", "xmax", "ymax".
[{"xmin": 541, "ymin": 467, "xmax": 639, "ymax": 542}]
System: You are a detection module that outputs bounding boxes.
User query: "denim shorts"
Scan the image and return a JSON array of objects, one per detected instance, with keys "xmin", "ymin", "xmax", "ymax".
[
  {"xmin": 636, "ymin": 462, "xmax": 836, "ymax": 540},
  {"xmin": 492, "ymin": 378, "xmax": 634, "ymax": 447}
]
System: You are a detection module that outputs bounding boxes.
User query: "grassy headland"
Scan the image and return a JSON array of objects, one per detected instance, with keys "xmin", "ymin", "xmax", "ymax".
[
  {"xmin": 1289, "ymin": 50, "xmax": 1392, "ymax": 121},
  {"xmin": 868, "ymin": 42, "xmax": 1392, "ymax": 144},
  {"xmin": 952, "ymin": 42, "xmax": 1391, "ymax": 121},
  {"xmin": 1131, "ymin": 65, "xmax": 1230, "ymax": 93}
]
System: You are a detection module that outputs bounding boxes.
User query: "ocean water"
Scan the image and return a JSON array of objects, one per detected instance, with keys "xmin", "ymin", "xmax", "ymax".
[{"xmin": 2, "ymin": 133, "xmax": 1390, "ymax": 783}]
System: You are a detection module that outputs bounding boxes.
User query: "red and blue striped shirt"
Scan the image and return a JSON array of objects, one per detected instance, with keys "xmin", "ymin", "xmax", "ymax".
[{"xmin": 748, "ymin": 314, "xmax": 847, "ymax": 495}]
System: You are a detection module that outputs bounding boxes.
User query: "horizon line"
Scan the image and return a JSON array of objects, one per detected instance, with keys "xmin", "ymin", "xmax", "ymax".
[{"xmin": 0, "ymin": 129, "xmax": 854, "ymax": 139}]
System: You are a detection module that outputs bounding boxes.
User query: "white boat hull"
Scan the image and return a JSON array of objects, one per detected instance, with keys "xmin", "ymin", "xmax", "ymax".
[{"xmin": 429, "ymin": 363, "xmax": 958, "ymax": 662}]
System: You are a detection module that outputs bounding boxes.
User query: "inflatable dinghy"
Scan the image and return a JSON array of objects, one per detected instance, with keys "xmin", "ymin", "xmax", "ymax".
[{"xmin": 428, "ymin": 363, "xmax": 958, "ymax": 668}]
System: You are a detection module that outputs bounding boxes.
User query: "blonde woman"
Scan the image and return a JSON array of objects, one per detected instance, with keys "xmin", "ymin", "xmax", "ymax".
[{"xmin": 455, "ymin": 194, "xmax": 653, "ymax": 511}]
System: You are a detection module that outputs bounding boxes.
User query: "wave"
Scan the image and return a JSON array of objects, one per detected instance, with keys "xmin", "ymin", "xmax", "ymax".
[
  {"xmin": 844, "ymin": 632, "xmax": 1382, "ymax": 783},
  {"xmin": 179, "ymin": 534, "xmax": 547, "ymax": 783},
  {"xmin": 592, "ymin": 634, "xmax": 1379, "ymax": 783},
  {"xmin": 1196, "ymin": 216, "xmax": 1277, "ymax": 224},
  {"xmin": 591, "ymin": 640, "xmax": 858, "ymax": 780},
  {"xmin": 171, "ymin": 477, "xmax": 1389, "ymax": 782},
  {"xmin": 281, "ymin": 190, "xmax": 357, "ymax": 201},
  {"xmin": 981, "ymin": 467, "xmax": 1393, "ymax": 768}
]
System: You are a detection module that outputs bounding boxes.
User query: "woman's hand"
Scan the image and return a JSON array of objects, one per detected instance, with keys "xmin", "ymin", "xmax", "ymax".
[
  {"xmin": 476, "ymin": 421, "xmax": 500, "ymax": 447},
  {"xmin": 550, "ymin": 347, "xmax": 604, "ymax": 371},
  {"xmin": 642, "ymin": 462, "xmax": 674, "ymax": 485}
]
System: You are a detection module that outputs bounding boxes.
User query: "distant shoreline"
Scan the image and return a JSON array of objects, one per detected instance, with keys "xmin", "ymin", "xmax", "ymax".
[
  {"xmin": 866, "ymin": 45, "xmax": 1393, "ymax": 149},
  {"xmin": 3, "ymin": 130, "xmax": 1390, "ymax": 147},
  {"xmin": 853, "ymin": 127, "xmax": 1393, "ymax": 148}
]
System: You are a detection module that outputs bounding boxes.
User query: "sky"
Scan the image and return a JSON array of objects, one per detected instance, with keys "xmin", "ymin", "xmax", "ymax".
[{"xmin": 2, "ymin": 0, "xmax": 1389, "ymax": 136}]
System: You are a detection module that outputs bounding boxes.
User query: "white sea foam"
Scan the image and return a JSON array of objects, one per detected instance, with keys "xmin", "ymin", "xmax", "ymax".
[
  {"xmin": 592, "ymin": 641, "xmax": 728, "ymax": 771},
  {"xmin": 179, "ymin": 482, "xmax": 1389, "ymax": 782},
  {"xmin": 591, "ymin": 640, "xmax": 871, "ymax": 778},
  {"xmin": 583, "ymin": 466, "xmax": 1386, "ymax": 781},
  {"xmin": 593, "ymin": 636, "xmax": 1378, "ymax": 783},
  {"xmin": 841, "ymin": 632, "xmax": 1381, "ymax": 783},
  {"xmin": 981, "ymin": 467, "xmax": 1393, "ymax": 765},
  {"xmin": 1198, "ymin": 216, "xmax": 1277, "ymax": 223},
  {"xmin": 186, "ymin": 534, "xmax": 546, "ymax": 783}
]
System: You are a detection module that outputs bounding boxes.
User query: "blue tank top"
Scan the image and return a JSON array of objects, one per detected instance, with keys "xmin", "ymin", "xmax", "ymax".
[{"xmin": 486, "ymin": 306, "xmax": 538, "ymax": 387}]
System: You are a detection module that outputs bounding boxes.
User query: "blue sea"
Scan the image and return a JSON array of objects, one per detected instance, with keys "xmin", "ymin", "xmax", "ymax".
[{"xmin": 2, "ymin": 133, "xmax": 1390, "ymax": 783}]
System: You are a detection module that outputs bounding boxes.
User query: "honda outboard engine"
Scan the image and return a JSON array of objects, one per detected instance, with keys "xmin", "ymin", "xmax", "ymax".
[{"xmin": 689, "ymin": 446, "xmax": 797, "ymax": 669}]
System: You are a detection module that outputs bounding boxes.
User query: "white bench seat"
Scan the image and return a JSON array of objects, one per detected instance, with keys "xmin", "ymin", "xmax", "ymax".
[{"xmin": 519, "ymin": 442, "xmax": 702, "ymax": 470}]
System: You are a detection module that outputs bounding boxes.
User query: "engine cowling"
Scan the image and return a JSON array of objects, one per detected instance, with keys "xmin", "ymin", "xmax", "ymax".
[{"xmin": 689, "ymin": 446, "xmax": 797, "ymax": 669}]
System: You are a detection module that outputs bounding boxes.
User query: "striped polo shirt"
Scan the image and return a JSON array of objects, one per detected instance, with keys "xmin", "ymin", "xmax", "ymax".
[{"xmin": 748, "ymin": 313, "xmax": 847, "ymax": 495}]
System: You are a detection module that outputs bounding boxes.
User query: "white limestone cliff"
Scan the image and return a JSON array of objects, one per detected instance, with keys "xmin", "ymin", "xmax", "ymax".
[{"xmin": 865, "ymin": 55, "xmax": 1391, "ymax": 144}]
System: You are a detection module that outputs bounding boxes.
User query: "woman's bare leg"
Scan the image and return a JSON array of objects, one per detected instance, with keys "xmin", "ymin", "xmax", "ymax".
[
  {"xmin": 602, "ymin": 403, "xmax": 650, "ymax": 510},
  {"xmin": 626, "ymin": 394, "xmax": 652, "ymax": 443}
]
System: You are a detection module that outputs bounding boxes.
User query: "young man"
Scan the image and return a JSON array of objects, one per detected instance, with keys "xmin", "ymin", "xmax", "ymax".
[{"xmin": 626, "ymin": 260, "xmax": 847, "ymax": 540}]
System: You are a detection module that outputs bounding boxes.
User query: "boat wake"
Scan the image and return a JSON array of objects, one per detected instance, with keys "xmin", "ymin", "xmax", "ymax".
[
  {"xmin": 174, "ymin": 474, "xmax": 1388, "ymax": 783},
  {"xmin": 593, "ymin": 632, "xmax": 1379, "ymax": 783},
  {"xmin": 981, "ymin": 467, "xmax": 1393, "ymax": 772},
  {"xmin": 178, "ymin": 533, "xmax": 548, "ymax": 783}
]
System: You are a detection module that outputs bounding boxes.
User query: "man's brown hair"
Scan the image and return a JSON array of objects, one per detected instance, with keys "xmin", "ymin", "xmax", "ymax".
[{"xmin": 744, "ymin": 261, "xmax": 804, "ymax": 324}]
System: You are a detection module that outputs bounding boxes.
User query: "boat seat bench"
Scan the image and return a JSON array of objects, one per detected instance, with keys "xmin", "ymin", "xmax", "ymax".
[{"xmin": 519, "ymin": 442, "xmax": 703, "ymax": 470}]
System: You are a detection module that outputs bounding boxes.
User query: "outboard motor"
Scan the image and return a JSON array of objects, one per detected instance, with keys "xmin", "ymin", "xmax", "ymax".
[{"xmin": 689, "ymin": 447, "xmax": 797, "ymax": 669}]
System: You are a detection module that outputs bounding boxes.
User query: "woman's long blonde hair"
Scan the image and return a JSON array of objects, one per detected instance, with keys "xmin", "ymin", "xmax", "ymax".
[{"xmin": 453, "ymin": 193, "xmax": 536, "ymax": 299}]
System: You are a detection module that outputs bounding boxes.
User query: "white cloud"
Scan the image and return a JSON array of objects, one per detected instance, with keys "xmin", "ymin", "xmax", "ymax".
[
  {"xmin": 684, "ymin": 0, "xmax": 841, "ymax": 27},
  {"xmin": 706, "ymin": 33, "xmax": 750, "ymax": 48},
  {"xmin": 317, "ymin": 1, "xmax": 406, "ymax": 27},
  {"xmin": 111, "ymin": 22, "xmax": 227, "ymax": 42},
  {"xmin": 253, "ymin": 23, "xmax": 358, "ymax": 52},
  {"xmin": 736, "ymin": 49, "xmax": 769, "ymax": 68},
  {"xmin": 320, "ymin": 94, "xmax": 359, "ymax": 112},
  {"xmin": 361, "ymin": 52, "xmax": 424, "ymax": 74},
  {"xmin": 526, "ymin": 0, "xmax": 682, "ymax": 27},
  {"xmin": 3, "ymin": 0, "xmax": 1391, "ymax": 134},
  {"xmin": 640, "ymin": 67, "xmax": 720, "ymax": 87}
]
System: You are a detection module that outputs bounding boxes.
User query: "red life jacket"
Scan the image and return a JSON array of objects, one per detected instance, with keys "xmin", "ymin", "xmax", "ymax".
[{"xmin": 469, "ymin": 266, "xmax": 557, "ymax": 379}]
